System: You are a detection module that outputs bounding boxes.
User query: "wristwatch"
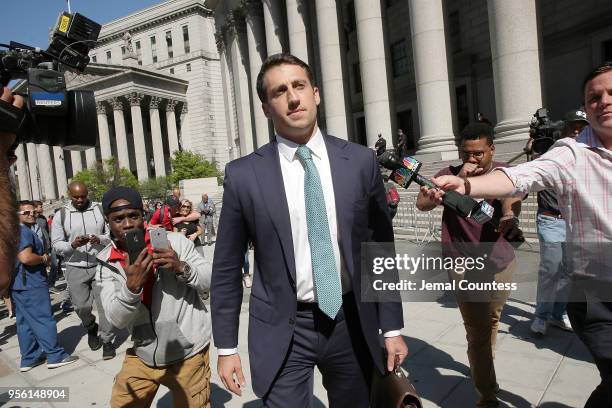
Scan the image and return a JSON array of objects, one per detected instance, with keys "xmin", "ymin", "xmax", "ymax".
[{"xmin": 176, "ymin": 261, "xmax": 192, "ymax": 283}]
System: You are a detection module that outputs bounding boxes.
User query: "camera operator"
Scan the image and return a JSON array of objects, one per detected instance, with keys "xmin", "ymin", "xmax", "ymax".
[
  {"xmin": 528, "ymin": 109, "xmax": 589, "ymax": 336},
  {"xmin": 0, "ymin": 86, "xmax": 23, "ymax": 296}
]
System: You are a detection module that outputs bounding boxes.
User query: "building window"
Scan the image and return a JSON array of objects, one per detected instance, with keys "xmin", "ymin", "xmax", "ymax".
[
  {"xmin": 121, "ymin": 46, "xmax": 126, "ymax": 55},
  {"xmin": 182, "ymin": 25, "xmax": 190, "ymax": 54},
  {"xmin": 91, "ymin": 55, "xmax": 97, "ymax": 63},
  {"xmin": 352, "ymin": 62, "xmax": 362, "ymax": 93},
  {"xmin": 603, "ymin": 39, "xmax": 612, "ymax": 60},
  {"xmin": 170, "ymin": 68, "xmax": 174, "ymax": 74},
  {"xmin": 186, "ymin": 63, "xmax": 191, "ymax": 72},
  {"xmin": 106, "ymin": 50, "xmax": 112, "ymax": 63},
  {"xmin": 448, "ymin": 11, "xmax": 462, "ymax": 53},
  {"xmin": 135, "ymin": 40, "xmax": 142, "ymax": 64},
  {"xmin": 166, "ymin": 31, "xmax": 173, "ymax": 59},
  {"xmin": 150, "ymin": 35, "xmax": 157, "ymax": 63},
  {"xmin": 391, "ymin": 40, "xmax": 410, "ymax": 77}
]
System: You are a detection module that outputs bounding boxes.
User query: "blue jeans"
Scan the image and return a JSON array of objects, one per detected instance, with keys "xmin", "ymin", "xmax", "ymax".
[{"xmin": 534, "ymin": 213, "xmax": 571, "ymax": 320}]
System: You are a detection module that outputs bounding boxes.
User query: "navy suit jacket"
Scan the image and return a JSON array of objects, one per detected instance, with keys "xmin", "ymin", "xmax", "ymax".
[{"xmin": 211, "ymin": 134, "xmax": 404, "ymax": 397}]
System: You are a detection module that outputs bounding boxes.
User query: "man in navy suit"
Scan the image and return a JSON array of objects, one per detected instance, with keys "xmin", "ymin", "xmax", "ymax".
[{"xmin": 211, "ymin": 53, "xmax": 407, "ymax": 407}]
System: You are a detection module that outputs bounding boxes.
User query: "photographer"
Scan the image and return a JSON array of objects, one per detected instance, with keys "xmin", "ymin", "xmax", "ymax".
[
  {"xmin": 97, "ymin": 187, "xmax": 211, "ymax": 407},
  {"xmin": 528, "ymin": 110, "xmax": 588, "ymax": 336},
  {"xmin": 0, "ymin": 87, "xmax": 23, "ymax": 296}
]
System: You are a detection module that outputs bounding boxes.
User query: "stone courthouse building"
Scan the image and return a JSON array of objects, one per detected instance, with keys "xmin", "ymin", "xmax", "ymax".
[{"xmin": 13, "ymin": 0, "xmax": 612, "ymax": 200}]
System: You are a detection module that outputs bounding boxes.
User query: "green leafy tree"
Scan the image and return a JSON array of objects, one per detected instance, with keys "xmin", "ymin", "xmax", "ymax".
[
  {"xmin": 71, "ymin": 158, "xmax": 138, "ymax": 201},
  {"xmin": 169, "ymin": 151, "xmax": 221, "ymax": 185},
  {"xmin": 138, "ymin": 176, "xmax": 172, "ymax": 201}
]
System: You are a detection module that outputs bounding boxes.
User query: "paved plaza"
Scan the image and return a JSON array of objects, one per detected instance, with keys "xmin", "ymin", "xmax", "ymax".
[{"xmin": 0, "ymin": 244, "xmax": 599, "ymax": 407}]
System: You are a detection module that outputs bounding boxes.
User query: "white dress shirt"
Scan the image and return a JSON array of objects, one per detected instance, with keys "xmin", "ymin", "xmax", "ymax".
[{"xmin": 218, "ymin": 129, "xmax": 398, "ymax": 356}]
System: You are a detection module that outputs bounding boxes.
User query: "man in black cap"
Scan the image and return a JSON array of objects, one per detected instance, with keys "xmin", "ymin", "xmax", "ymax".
[
  {"xmin": 529, "ymin": 108, "xmax": 589, "ymax": 336},
  {"xmin": 97, "ymin": 186, "xmax": 212, "ymax": 407}
]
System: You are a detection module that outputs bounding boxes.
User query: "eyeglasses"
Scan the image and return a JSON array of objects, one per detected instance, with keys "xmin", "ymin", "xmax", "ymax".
[
  {"xmin": 18, "ymin": 211, "xmax": 35, "ymax": 216},
  {"xmin": 181, "ymin": 205, "xmax": 192, "ymax": 209},
  {"xmin": 459, "ymin": 150, "xmax": 486, "ymax": 159}
]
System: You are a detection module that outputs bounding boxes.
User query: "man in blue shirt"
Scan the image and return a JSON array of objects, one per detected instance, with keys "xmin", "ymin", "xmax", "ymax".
[{"xmin": 13, "ymin": 201, "xmax": 78, "ymax": 372}]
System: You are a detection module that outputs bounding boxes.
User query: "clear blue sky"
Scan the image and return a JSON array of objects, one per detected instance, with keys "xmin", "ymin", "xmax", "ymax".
[{"xmin": 1, "ymin": 0, "xmax": 163, "ymax": 49}]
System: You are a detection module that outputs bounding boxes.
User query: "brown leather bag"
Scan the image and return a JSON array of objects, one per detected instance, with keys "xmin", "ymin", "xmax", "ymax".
[{"xmin": 370, "ymin": 355, "xmax": 422, "ymax": 408}]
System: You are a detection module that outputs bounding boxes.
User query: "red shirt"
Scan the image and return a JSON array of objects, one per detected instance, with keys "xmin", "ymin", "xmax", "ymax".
[
  {"xmin": 107, "ymin": 231, "xmax": 157, "ymax": 307},
  {"xmin": 436, "ymin": 161, "xmax": 515, "ymax": 270},
  {"xmin": 149, "ymin": 206, "xmax": 173, "ymax": 231}
]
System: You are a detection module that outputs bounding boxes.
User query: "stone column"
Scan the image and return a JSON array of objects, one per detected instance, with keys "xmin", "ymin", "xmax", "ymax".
[
  {"xmin": 26, "ymin": 143, "xmax": 41, "ymax": 200},
  {"xmin": 128, "ymin": 92, "xmax": 149, "ymax": 181},
  {"xmin": 96, "ymin": 101, "xmax": 112, "ymax": 163},
  {"xmin": 53, "ymin": 146, "xmax": 68, "ymax": 198},
  {"xmin": 409, "ymin": 0, "xmax": 456, "ymax": 153},
  {"xmin": 215, "ymin": 32, "xmax": 240, "ymax": 161},
  {"xmin": 243, "ymin": 0, "xmax": 271, "ymax": 148},
  {"xmin": 315, "ymin": 0, "xmax": 349, "ymax": 140},
  {"xmin": 165, "ymin": 100, "xmax": 180, "ymax": 157},
  {"xmin": 179, "ymin": 103, "xmax": 188, "ymax": 151},
  {"xmin": 149, "ymin": 96, "xmax": 166, "ymax": 177},
  {"xmin": 15, "ymin": 144, "xmax": 31, "ymax": 200},
  {"xmin": 488, "ymin": 0, "xmax": 542, "ymax": 143},
  {"xmin": 225, "ymin": 13, "xmax": 255, "ymax": 156},
  {"xmin": 111, "ymin": 98, "xmax": 130, "ymax": 170},
  {"xmin": 354, "ymin": 1, "xmax": 394, "ymax": 147},
  {"xmin": 36, "ymin": 144, "xmax": 57, "ymax": 200},
  {"xmin": 70, "ymin": 151, "xmax": 83, "ymax": 176},
  {"xmin": 262, "ymin": 0, "xmax": 286, "ymax": 55},
  {"xmin": 286, "ymin": 0, "xmax": 310, "ymax": 62},
  {"xmin": 85, "ymin": 148, "xmax": 97, "ymax": 169}
]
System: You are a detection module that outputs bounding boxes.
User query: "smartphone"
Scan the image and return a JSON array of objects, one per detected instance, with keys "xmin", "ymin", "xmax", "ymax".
[
  {"xmin": 149, "ymin": 228, "xmax": 169, "ymax": 250},
  {"xmin": 125, "ymin": 229, "xmax": 146, "ymax": 264}
]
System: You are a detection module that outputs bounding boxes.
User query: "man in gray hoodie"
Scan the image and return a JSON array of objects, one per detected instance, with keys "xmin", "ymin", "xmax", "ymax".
[
  {"xmin": 51, "ymin": 181, "xmax": 115, "ymax": 360},
  {"xmin": 97, "ymin": 186, "xmax": 211, "ymax": 407}
]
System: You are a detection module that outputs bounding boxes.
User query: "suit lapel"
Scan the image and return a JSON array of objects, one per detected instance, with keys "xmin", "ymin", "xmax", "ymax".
[
  {"xmin": 252, "ymin": 143, "xmax": 297, "ymax": 282},
  {"xmin": 325, "ymin": 135, "xmax": 355, "ymax": 275}
]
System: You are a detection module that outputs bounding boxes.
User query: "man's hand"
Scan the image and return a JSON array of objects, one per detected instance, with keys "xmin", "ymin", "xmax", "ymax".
[
  {"xmin": 88, "ymin": 234, "xmax": 101, "ymax": 245},
  {"xmin": 457, "ymin": 162, "xmax": 484, "ymax": 178},
  {"xmin": 497, "ymin": 215, "xmax": 524, "ymax": 242},
  {"xmin": 152, "ymin": 244, "xmax": 181, "ymax": 274},
  {"xmin": 218, "ymin": 354, "xmax": 246, "ymax": 396},
  {"xmin": 0, "ymin": 87, "xmax": 24, "ymax": 166},
  {"xmin": 124, "ymin": 248, "xmax": 153, "ymax": 294},
  {"xmin": 187, "ymin": 233, "xmax": 198, "ymax": 242},
  {"xmin": 423, "ymin": 174, "xmax": 468, "ymax": 205},
  {"xmin": 71, "ymin": 235, "xmax": 90, "ymax": 249},
  {"xmin": 384, "ymin": 336, "xmax": 409, "ymax": 372}
]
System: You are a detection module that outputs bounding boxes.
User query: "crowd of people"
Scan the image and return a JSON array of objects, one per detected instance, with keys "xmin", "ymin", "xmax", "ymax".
[{"xmin": 0, "ymin": 54, "xmax": 610, "ymax": 408}]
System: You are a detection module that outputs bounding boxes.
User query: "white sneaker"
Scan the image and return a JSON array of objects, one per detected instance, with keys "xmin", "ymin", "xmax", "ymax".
[
  {"xmin": 550, "ymin": 315, "xmax": 573, "ymax": 332},
  {"xmin": 20, "ymin": 357, "xmax": 46, "ymax": 372},
  {"xmin": 47, "ymin": 355, "xmax": 79, "ymax": 369},
  {"xmin": 243, "ymin": 275, "xmax": 252, "ymax": 288},
  {"xmin": 530, "ymin": 317, "xmax": 547, "ymax": 335}
]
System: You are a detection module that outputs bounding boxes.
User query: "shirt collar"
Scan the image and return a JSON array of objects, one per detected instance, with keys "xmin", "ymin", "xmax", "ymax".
[
  {"xmin": 577, "ymin": 126, "xmax": 606, "ymax": 149},
  {"xmin": 276, "ymin": 128, "xmax": 324, "ymax": 163}
]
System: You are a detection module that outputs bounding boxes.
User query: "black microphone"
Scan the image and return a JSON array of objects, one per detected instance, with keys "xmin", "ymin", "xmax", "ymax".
[{"xmin": 378, "ymin": 151, "xmax": 492, "ymax": 222}]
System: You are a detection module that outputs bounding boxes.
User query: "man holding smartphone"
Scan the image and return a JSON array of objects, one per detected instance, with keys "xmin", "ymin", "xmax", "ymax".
[
  {"xmin": 51, "ymin": 181, "xmax": 116, "ymax": 360},
  {"xmin": 97, "ymin": 187, "xmax": 212, "ymax": 407}
]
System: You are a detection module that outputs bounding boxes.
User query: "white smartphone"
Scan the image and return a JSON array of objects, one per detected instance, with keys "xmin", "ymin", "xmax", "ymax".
[{"xmin": 149, "ymin": 228, "xmax": 169, "ymax": 250}]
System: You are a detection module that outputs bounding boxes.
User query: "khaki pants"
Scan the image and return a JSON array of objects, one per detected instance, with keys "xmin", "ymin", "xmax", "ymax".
[
  {"xmin": 111, "ymin": 346, "xmax": 211, "ymax": 408},
  {"xmin": 456, "ymin": 260, "xmax": 515, "ymax": 408}
]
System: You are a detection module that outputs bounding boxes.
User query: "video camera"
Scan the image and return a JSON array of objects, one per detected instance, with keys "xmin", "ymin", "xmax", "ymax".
[
  {"xmin": 0, "ymin": 11, "xmax": 101, "ymax": 151},
  {"xmin": 528, "ymin": 108, "xmax": 564, "ymax": 155}
]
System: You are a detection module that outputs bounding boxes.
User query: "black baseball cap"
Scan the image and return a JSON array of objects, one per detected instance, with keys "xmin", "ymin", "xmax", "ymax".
[
  {"xmin": 563, "ymin": 109, "xmax": 588, "ymax": 123},
  {"xmin": 102, "ymin": 187, "xmax": 144, "ymax": 215}
]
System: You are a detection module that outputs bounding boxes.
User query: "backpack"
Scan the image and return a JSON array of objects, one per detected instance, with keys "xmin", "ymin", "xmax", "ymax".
[
  {"xmin": 56, "ymin": 203, "xmax": 104, "ymax": 241},
  {"xmin": 386, "ymin": 186, "xmax": 400, "ymax": 207}
]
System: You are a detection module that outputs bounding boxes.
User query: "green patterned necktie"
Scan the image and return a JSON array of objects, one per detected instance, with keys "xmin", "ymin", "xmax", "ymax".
[{"xmin": 295, "ymin": 145, "xmax": 342, "ymax": 319}]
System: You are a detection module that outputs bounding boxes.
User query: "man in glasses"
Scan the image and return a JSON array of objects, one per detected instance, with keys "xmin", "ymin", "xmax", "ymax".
[
  {"xmin": 416, "ymin": 122, "xmax": 523, "ymax": 407},
  {"xmin": 13, "ymin": 201, "xmax": 78, "ymax": 372}
]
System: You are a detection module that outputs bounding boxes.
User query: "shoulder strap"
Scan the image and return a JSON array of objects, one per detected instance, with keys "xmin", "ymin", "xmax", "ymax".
[{"xmin": 58, "ymin": 207, "xmax": 68, "ymax": 241}]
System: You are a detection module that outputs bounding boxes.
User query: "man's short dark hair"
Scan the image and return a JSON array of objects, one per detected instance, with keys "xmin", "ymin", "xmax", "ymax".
[
  {"xmin": 32, "ymin": 200, "xmax": 42, "ymax": 207},
  {"xmin": 256, "ymin": 53, "xmax": 315, "ymax": 103},
  {"xmin": 460, "ymin": 122, "xmax": 494, "ymax": 145},
  {"xmin": 18, "ymin": 200, "xmax": 34, "ymax": 208},
  {"xmin": 165, "ymin": 196, "xmax": 180, "ymax": 209},
  {"xmin": 582, "ymin": 61, "xmax": 612, "ymax": 93}
]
